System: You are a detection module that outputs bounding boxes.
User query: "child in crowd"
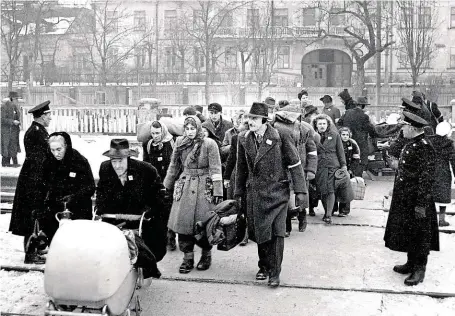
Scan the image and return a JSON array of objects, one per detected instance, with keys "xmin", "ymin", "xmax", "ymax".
[{"xmin": 333, "ymin": 127, "xmax": 360, "ymax": 216}]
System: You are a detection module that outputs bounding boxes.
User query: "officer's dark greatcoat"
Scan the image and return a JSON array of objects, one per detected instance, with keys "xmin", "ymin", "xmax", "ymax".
[
  {"xmin": 384, "ymin": 134, "xmax": 439, "ymax": 254},
  {"xmin": 9, "ymin": 121, "xmax": 49, "ymax": 236},
  {"xmin": 1, "ymin": 100, "xmax": 21, "ymax": 159}
]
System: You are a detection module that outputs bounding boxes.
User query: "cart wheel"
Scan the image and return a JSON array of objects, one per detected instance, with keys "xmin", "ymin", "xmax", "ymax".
[{"xmin": 135, "ymin": 295, "xmax": 141, "ymax": 316}]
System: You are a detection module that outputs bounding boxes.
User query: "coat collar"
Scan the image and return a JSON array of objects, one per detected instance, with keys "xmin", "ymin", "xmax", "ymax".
[{"xmin": 244, "ymin": 124, "xmax": 279, "ymax": 166}]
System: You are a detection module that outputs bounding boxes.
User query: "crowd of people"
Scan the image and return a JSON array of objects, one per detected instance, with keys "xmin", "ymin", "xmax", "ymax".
[{"xmin": 3, "ymin": 87, "xmax": 451, "ymax": 288}]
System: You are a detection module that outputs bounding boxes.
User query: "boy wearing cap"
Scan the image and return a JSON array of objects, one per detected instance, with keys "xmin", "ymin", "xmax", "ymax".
[
  {"xmin": 235, "ymin": 102, "xmax": 307, "ymax": 288},
  {"xmin": 1, "ymin": 91, "xmax": 21, "ymax": 167},
  {"xmin": 202, "ymin": 103, "xmax": 233, "ymax": 154},
  {"xmin": 320, "ymin": 95, "xmax": 340, "ymax": 124},
  {"xmin": 384, "ymin": 111, "xmax": 439, "ymax": 286},
  {"xmin": 9, "ymin": 100, "xmax": 52, "ymax": 264}
]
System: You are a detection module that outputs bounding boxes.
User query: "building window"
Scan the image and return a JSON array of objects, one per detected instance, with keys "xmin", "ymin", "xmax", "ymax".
[
  {"xmin": 450, "ymin": 48, "xmax": 455, "ymax": 68},
  {"xmin": 193, "ymin": 10, "xmax": 202, "ymax": 29},
  {"xmin": 400, "ymin": 5, "xmax": 414, "ymax": 28},
  {"xmin": 247, "ymin": 8, "xmax": 259, "ymax": 28},
  {"xmin": 107, "ymin": 48, "xmax": 118, "ymax": 67},
  {"xmin": 164, "ymin": 10, "xmax": 177, "ymax": 31},
  {"xmin": 277, "ymin": 46, "xmax": 290, "ymax": 68},
  {"xmin": 302, "ymin": 8, "xmax": 316, "ymax": 26},
  {"xmin": 135, "ymin": 47, "xmax": 146, "ymax": 68},
  {"xmin": 74, "ymin": 55, "xmax": 86, "ymax": 69},
  {"xmin": 219, "ymin": 11, "xmax": 233, "ymax": 28},
  {"xmin": 418, "ymin": 6, "xmax": 431, "ymax": 28},
  {"xmin": 451, "ymin": 7, "xmax": 455, "ymax": 28},
  {"xmin": 273, "ymin": 8, "xmax": 288, "ymax": 27},
  {"xmin": 224, "ymin": 48, "xmax": 237, "ymax": 69},
  {"xmin": 194, "ymin": 47, "xmax": 205, "ymax": 69},
  {"xmin": 329, "ymin": 7, "xmax": 345, "ymax": 26},
  {"xmin": 165, "ymin": 47, "xmax": 176, "ymax": 69},
  {"xmin": 107, "ymin": 10, "xmax": 118, "ymax": 33},
  {"xmin": 134, "ymin": 10, "xmax": 146, "ymax": 31}
]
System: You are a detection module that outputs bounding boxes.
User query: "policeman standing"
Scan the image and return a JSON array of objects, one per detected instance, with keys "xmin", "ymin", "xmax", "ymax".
[
  {"xmin": 384, "ymin": 110, "xmax": 439, "ymax": 286},
  {"xmin": 9, "ymin": 101, "xmax": 52, "ymax": 264}
]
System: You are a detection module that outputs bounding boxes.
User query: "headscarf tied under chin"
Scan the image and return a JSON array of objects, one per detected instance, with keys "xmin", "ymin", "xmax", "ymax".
[
  {"xmin": 147, "ymin": 120, "xmax": 174, "ymax": 152},
  {"xmin": 175, "ymin": 116, "xmax": 205, "ymax": 163}
]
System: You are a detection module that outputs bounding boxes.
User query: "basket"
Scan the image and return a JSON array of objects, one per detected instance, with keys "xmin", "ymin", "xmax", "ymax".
[{"xmin": 350, "ymin": 177, "xmax": 366, "ymax": 200}]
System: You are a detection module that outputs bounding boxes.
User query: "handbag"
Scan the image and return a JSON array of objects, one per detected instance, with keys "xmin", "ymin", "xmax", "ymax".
[
  {"xmin": 350, "ymin": 177, "xmax": 366, "ymax": 200},
  {"xmin": 217, "ymin": 200, "xmax": 246, "ymax": 251},
  {"xmin": 25, "ymin": 219, "xmax": 49, "ymax": 255}
]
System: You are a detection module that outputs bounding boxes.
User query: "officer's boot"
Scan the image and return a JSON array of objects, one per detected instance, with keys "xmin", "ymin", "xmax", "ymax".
[
  {"xmin": 393, "ymin": 252, "xmax": 414, "ymax": 274},
  {"xmin": 179, "ymin": 252, "xmax": 194, "ymax": 274},
  {"xmin": 298, "ymin": 209, "xmax": 307, "ymax": 232},
  {"xmin": 308, "ymin": 206, "xmax": 316, "ymax": 217},
  {"xmin": 404, "ymin": 255, "xmax": 427, "ymax": 286}
]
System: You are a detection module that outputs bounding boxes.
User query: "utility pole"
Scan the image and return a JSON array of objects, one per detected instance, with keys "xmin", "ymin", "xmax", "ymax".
[
  {"xmin": 384, "ymin": 1, "xmax": 389, "ymax": 86},
  {"xmin": 153, "ymin": 0, "xmax": 159, "ymax": 93},
  {"xmin": 375, "ymin": 1, "xmax": 382, "ymax": 106}
]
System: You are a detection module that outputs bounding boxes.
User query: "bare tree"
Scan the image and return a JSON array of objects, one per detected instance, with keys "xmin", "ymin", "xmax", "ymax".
[
  {"xmin": 314, "ymin": 0, "xmax": 395, "ymax": 93},
  {"xmin": 1, "ymin": 0, "xmax": 29, "ymax": 89},
  {"xmin": 395, "ymin": 0, "xmax": 439, "ymax": 88},
  {"xmin": 79, "ymin": 0, "xmax": 153, "ymax": 87},
  {"xmin": 182, "ymin": 0, "xmax": 248, "ymax": 104}
]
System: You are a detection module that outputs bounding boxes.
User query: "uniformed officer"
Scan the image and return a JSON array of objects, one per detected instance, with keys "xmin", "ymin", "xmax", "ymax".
[
  {"xmin": 9, "ymin": 101, "xmax": 52, "ymax": 264},
  {"xmin": 384, "ymin": 110, "xmax": 439, "ymax": 286}
]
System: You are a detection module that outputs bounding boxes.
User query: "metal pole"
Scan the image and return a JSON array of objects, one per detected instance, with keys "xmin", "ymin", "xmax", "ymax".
[
  {"xmin": 375, "ymin": 1, "xmax": 382, "ymax": 106},
  {"xmin": 153, "ymin": 0, "xmax": 159, "ymax": 93}
]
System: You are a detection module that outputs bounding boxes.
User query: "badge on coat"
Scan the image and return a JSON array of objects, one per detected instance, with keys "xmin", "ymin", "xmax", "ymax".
[
  {"xmin": 348, "ymin": 146, "xmax": 352, "ymax": 150},
  {"xmin": 157, "ymin": 157, "xmax": 163, "ymax": 161},
  {"xmin": 328, "ymin": 136, "xmax": 332, "ymax": 140},
  {"xmin": 128, "ymin": 175, "xmax": 134, "ymax": 181},
  {"xmin": 266, "ymin": 139, "xmax": 272, "ymax": 145},
  {"xmin": 69, "ymin": 172, "xmax": 76, "ymax": 178}
]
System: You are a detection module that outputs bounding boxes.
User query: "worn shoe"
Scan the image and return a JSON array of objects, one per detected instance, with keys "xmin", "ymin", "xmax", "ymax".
[
  {"xmin": 167, "ymin": 237, "xmax": 177, "ymax": 251},
  {"xmin": 439, "ymin": 220, "xmax": 450, "ymax": 227},
  {"xmin": 309, "ymin": 209, "xmax": 316, "ymax": 217},
  {"xmin": 268, "ymin": 276, "xmax": 280, "ymax": 288},
  {"xmin": 256, "ymin": 269, "xmax": 268, "ymax": 280},
  {"xmin": 179, "ymin": 259, "xmax": 194, "ymax": 274},
  {"xmin": 404, "ymin": 269, "xmax": 425, "ymax": 286},
  {"xmin": 196, "ymin": 255, "xmax": 212, "ymax": 271},
  {"xmin": 393, "ymin": 263, "xmax": 413, "ymax": 274},
  {"xmin": 323, "ymin": 216, "xmax": 332, "ymax": 225},
  {"xmin": 285, "ymin": 231, "xmax": 290, "ymax": 238},
  {"xmin": 298, "ymin": 220, "xmax": 307, "ymax": 232},
  {"xmin": 24, "ymin": 253, "xmax": 46, "ymax": 264}
]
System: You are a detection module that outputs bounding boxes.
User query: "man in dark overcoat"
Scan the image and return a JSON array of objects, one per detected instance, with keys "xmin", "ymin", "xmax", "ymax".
[
  {"xmin": 9, "ymin": 101, "xmax": 52, "ymax": 264},
  {"xmin": 202, "ymin": 102, "xmax": 233, "ymax": 160},
  {"xmin": 235, "ymin": 102, "xmax": 307, "ymax": 288},
  {"xmin": 96, "ymin": 139, "xmax": 167, "ymax": 262},
  {"xmin": 338, "ymin": 96, "xmax": 377, "ymax": 177},
  {"xmin": 384, "ymin": 111, "xmax": 439, "ymax": 286},
  {"xmin": 1, "ymin": 91, "xmax": 21, "ymax": 167}
]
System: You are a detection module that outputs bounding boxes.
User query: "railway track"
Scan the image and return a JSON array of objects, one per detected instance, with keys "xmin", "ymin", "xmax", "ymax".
[{"xmin": 2, "ymin": 264, "xmax": 455, "ymax": 300}]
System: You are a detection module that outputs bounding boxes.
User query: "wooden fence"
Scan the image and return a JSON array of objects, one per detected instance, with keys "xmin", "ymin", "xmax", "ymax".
[{"xmin": 20, "ymin": 103, "xmax": 455, "ymax": 135}]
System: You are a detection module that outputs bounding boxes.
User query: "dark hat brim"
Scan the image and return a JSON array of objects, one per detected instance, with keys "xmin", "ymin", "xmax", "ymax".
[
  {"xmin": 400, "ymin": 98, "xmax": 420, "ymax": 111},
  {"xmin": 402, "ymin": 111, "xmax": 428, "ymax": 127},
  {"xmin": 102, "ymin": 148, "xmax": 139, "ymax": 158},
  {"xmin": 28, "ymin": 100, "xmax": 51, "ymax": 114},
  {"xmin": 247, "ymin": 113, "xmax": 269, "ymax": 119}
]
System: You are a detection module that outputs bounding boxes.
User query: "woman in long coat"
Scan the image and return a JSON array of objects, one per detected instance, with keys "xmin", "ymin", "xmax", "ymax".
[
  {"xmin": 1, "ymin": 95, "xmax": 21, "ymax": 166},
  {"xmin": 312, "ymin": 114, "xmax": 347, "ymax": 224},
  {"xmin": 163, "ymin": 116, "xmax": 223, "ymax": 274},
  {"xmin": 43, "ymin": 132, "xmax": 95, "ymax": 241},
  {"xmin": 428, "ymin": 121, "xmax": 455, "ymax": 226}
]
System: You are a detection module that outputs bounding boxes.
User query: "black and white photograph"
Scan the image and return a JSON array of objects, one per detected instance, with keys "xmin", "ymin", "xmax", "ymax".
[{"xmin": 1, "ymin": 0, "xmax": 455, "ymax": 315}]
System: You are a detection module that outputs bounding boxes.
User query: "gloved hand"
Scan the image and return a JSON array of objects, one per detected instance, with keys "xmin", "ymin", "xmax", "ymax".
[
  {"xmin": 306, "ymin": 172, "xmax": 315, "ymax": 181},
  {"xmin": 213, "ymin": 196, "xmax": 223, "ymax": 205},
  {"xmin": 223, "ymin": 180, "xmax": 230, "ymax": 188},
  {"xmin": 415, "ymin": 206, "xmax": 426, "ymax": 219},
  {"xmin": 295, "ymin": 193, "xmax": 306, "ymax": 207},
  {"xmin": 219, "ymin": 214, "xmax": 237, "ymax": 226}
]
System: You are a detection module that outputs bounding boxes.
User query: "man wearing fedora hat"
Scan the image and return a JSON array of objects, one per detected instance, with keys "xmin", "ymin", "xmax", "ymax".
[
  {"xmin": 9, "ymin": 100, "xmax": 52, "ymax": 264},
  {"xmin": 1, "ymin": 91, "xmax": 21, "ymax": 167},
  {"xmin": 96, "ymin": 139, "xmax": 167, "ymax": 263},
  {"xmin": 235, "ymin": 102, "xmax": 307, "ymax": 288},
  {"xmin": 384, "ymin": 110, "xmax": 439, "ymax": 286},
  {"xmin": 338, "ymin": 96, "xmax": 377, "ymax": 177}
]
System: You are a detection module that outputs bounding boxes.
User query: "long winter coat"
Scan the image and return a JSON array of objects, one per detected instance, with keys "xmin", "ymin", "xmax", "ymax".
[
  {"xmin": 428, "ymin": 134, "xmax": 455, "ymax": 204},
  {"xmin": 313, "ymin": 128, "xmax": 347, "ymax": 196},
  {"xmin": 163, "ymin": 137, "xmax": 223, "ymax": 235},
  {"xmin": 96, "ymin": 158, "xmax": 167, "ymax": 262},
  {"xmin": 338, "ymin": 107, "xmax": 376, "ymax": 165},
  {"xmin": 9, "ymin": 121, "xmax": 49, "ymax": 236},
  {"xmin": 384, "ymin": 134, "xmax": 439, "ymax": 254},
  {"xmin": 142, "ymin": 140, "xmax": 174, "ymax": 181},
  {"xmin": 235, "ymin": 124, "xmax": 306, "ymax": 244},
  {"xmin": 41, "ymin": 132, "xmax": 95, "ymax": 240},
  {"xmin": 1, "ymin": 100, "xmax": 21, "ymax": 157}
]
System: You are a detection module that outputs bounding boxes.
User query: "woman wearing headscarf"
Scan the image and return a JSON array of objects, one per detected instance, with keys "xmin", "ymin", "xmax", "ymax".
[
  {"xmin": 142, "ymin": 121, "xmax": 177, "ymax": 250},
  {"xmin": 42, "ymin": 132, "xmax": 95, "ymax": 242},
  {"xmin": 163, "ymin": 116, "xmax": 223, "ymax": 274}
]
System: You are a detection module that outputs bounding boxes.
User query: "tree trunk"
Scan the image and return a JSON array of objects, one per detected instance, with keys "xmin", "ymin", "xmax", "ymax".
[
  {"xmin": 204, "ymin": 44, "xmax": 210, "ymax": 105},
  {"xmin": 356, "ymin": 61, "xmax": 366, "ymax": 96},
  {"xmin": 8, "ymin": 63, "xmax": 15, "ymax": 90},
  {"xmin": 257, "ymin": 82, "xmax": 263, "ymax": 101},
  {"xmin": 241, "ymin": 52, "xmax": 246, "ymax": 83}
]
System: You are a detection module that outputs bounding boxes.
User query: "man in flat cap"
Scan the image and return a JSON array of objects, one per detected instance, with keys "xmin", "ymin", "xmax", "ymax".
[
  {"xmin": 235, "ymin": 102, "xmax": 307, "ymax": 288},
  {"xmin": 384, "ymin": 110, "xmax": 439, "ymax": 286},
  {"xmin": 1, "ymin": 91, "xmax": 21, "ymax": 167},
  {"xmin": 338, "ymin": 96, "xmax": 377, "ymax": 177},
  {"xmin": 320, "ymin": 95, "xmax": 341, "ymax": 124},
  {"xmin": 96, "ymin": 139, "xmax": 168, "ymax": 263},
  {"xmin": 202, "ymin": 102, "xmax": 233, "ymax": 160},
  {"xmin": 9, "ymin": 100, "xmax": 52, "ymax": 264}
]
